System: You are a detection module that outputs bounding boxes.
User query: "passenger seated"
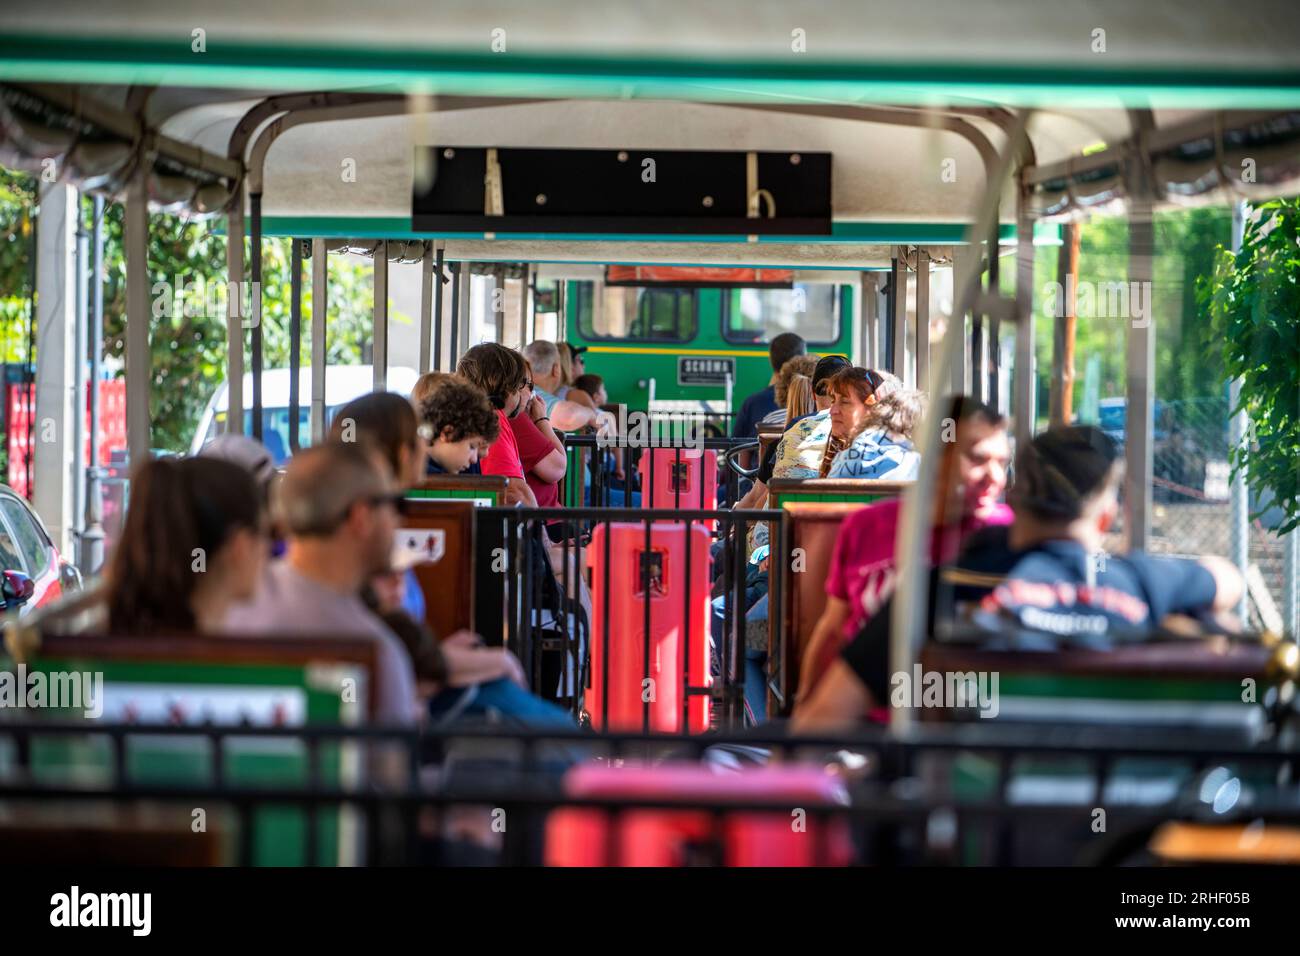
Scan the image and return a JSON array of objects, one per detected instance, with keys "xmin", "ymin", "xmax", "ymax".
[
  {"xmin": 759, "ymin": 354, "xmax": 818, "ymax": 428},
  {"xmin": 796, "ymin": 397, "xmax": 1011, "ymax": 704},
  {"xmin": 324, "ymin": 391, "xmax": 572, "ymax": 727},
  {"xmin": 794, "ymin": 425, "xmax": 1244, "ymax": 732},
  {"xmin": 733, "ymin": 354, "xmax": 849, "ymax": 512},
  {"xmin": 733, "ymin": 332, "xmax": 806, "ymax": 441},
  {"xmin": 512, "ymin": 359, "xmax": 567, "ymax": 509},
  {"xmin": 570, "ymin": 373, "xmax": 607, "ymax": 408},
  {"xmin": 223, "ymin": 442, "xmax": 420, "ymax": 725},
  {"xmin": 457, "ymin": 343, "xmax": 539, "ymax": 507},
  {"xmin": 827, "ymin": 372, "xmax": 924, "ymax": 480},
  {"xmin": 416, "ymin": 376, "xmax": 498, "ymax": 475},
  {"xmin": 411, "ymin": 370, "xmax": 454, "ymax": 409},
  {"xmin": 523, "ymin": 340, "xmax": 615, "ymax": 436},
  {"xmin": 105, "ymin": 457, "xmax": 268, "ymax": 633}
]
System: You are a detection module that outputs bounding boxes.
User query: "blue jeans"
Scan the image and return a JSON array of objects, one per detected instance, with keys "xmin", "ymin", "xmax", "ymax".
[
  {"xmin": 428, "ymin": 678, "xmax": 575, "ymax": 729},
  {"xmin": 710, "ymin": 594, "xmax": 769, "ymax": 723}
]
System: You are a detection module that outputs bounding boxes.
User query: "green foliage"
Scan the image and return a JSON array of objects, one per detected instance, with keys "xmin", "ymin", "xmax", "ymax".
[
  {"xmin": 1198, "ymin": 198, "xmax": 1300, "ymax": 533},
  {"xmin": 0, "ymin": 166, "xmax": 377, "ymax": 454},
  {"xmin": 1030, "ymin": 209, "xmax": 1230, "ymax": 426}
]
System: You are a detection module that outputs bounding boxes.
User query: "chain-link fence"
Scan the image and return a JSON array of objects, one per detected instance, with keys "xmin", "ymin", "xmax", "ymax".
[{"xmin": 1137, "ymin": 395, "xmax": 1289, "ymax": 631}]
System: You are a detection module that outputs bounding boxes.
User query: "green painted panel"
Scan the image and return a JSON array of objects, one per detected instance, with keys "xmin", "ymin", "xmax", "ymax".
[{"xmin": 2, "ymin": 656, "xmax": 362, "ymax": 866}]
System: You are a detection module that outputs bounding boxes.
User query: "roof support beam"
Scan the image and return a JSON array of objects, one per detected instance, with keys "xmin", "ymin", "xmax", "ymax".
[
  {"xmin": 310, "ymin": 238, "xmax": 328, "ymax": 445},
  {"xmin": 124, "ymin": 168, "xmax": 151, "ymax": 465},
  {"xmin": 891, "ymin": 110, "xmax": 1032, "ymax": 734}
]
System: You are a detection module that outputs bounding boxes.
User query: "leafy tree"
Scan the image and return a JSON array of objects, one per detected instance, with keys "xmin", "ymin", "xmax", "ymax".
[
  {"xmin": 1198, "ymin": 198, "xmax": 1300, "ymax": 532},
  {"xmin": 0, "ymin": 166, "xmax": 377, "ymax": 455}
]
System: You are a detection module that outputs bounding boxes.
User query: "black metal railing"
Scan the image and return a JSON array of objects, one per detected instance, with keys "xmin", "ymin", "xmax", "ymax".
[
  {"xmin": 471, "ymin": 506, "xmax": 782, "ymax": 730},
  {"xmin": 562, "ymin": 434, "xmax": 754, "ymax": 510},
  {"xmin": 0, "ymin": 720, "xmax": 1296, "ymax": 866}
]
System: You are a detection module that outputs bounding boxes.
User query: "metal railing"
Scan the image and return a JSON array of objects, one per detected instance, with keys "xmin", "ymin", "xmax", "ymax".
[
  {"xmin": 562, "ymin": 433, "xmax": 754, "ymax": 510},
  {"xmin": 472, "ymin": 506, "xmax": 781, "ymax": 729},
  {"xmin": 0, "ymin": 720, "xmax": 1296, "ymax": 866}
]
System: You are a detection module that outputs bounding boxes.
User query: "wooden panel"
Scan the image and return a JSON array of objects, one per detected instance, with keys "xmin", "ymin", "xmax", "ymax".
[
  {"xmin": 921, "ymin": 641, "xmax": 1271, "ymax": 680},
  {"xmin": 756, "ymin": 424, "xmax": 783, "ymax": 463},
  {"xmin": 401, "ymin": 498, "xmax": 477, "ymax": 639},
  {"xmin": 769, "ymin": 502, "xmax": 866, "ymax": 714}
]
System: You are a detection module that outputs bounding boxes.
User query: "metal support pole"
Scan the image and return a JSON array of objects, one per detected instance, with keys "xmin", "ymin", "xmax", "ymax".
[
  {"xmin": 949, "ymin": 244, "xmax": 974, "ymax": 396},
  {"xmin": 124, "ymin": 171, "xmax": 151, "ymax": 466},
  {"xmin": 492, "ymin": 266, "xmax": 505, "ymax": 344},
  {"xmin": 1050, "ymin": 223, "xmax": 1080, "ymax": 426},
  {"xmin": 1012, "ymin": 193, "xmax": 1036, "ymax": 452},
  {"xmin": 33, "ymin": 183, "xmax": 77, "ymax": 553},
  {"xmin": 457, "ymin": 263, "xmax": 472, "ymax": 361},
  {"xmin": 72, "ymin": 195, "xmax": 87, "ymax": 560},
  {"xmin": 1285, "ymin": 527, "xmax": 1299, "ymax": 637},
  {"xmin": 524, "ymin": 264, "xmax": 536, "ymax": 346},
  {"xmin": 289, "ymin": 238, "xmax": 303, "ymax": 454},
  {"xmin": 1228, "ymin": 202, "xmax": 1249, "ymax": 623},
  {"xmin": 310, "ymin": 239, "xmax": 328, "ymax": 444},
  {"xmin": 225, "ymin": 196, "xmax": 245, "ymax": 436},
  {"xmin": 82, "ymin": 195, "xmax": 105, "ymax": 575},
  {"xmin": 250, "ymin": 192, "xmax": 263, "ymax": 440},
  {"xmin": 987, "ymin": 218, "xmax": 1001, "ymax": 411},
  {"xmin": 1125, "ymin": 199, "xmax": 1156, "ymax": 550},
  {"xmin": 890, "ymin": 250, "xmax": 907, "ymax": 379},
  {"xmin": 418, "ymin": 241, "xmax": 434, "ymax": 374},
  {"xmin": 891, "ymin": 111, "xmax": 1031, "ymax": 734},
  {"xmin": 860, "ymin": 272, "xmax": 880, "ymax": 368},
  {"xmin": 916, "ymin": 249, "xmax": 931, "ymax": 391},
  {"xmin": 373, "ymin": 241, "xmax": 388, "ymax": 391},
  {"xmin": 433, "ymin": 244, "xmax": 445, "ymax": 371},
  {"xmin": 448, "ymin": 261, "xmax": 461, "ymax": 365}
]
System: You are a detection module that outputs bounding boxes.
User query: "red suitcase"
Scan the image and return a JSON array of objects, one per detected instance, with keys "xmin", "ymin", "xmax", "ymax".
[
  {"xmin": 585, "ymin": 522, "xmax": 712, "ymax": 733},
  {"xmin": 638, "ymin": 448, "xmax": 718, "ymax": 512},
  {"xmin": 546, "ymin": 762, "xmax": 854, "ymax": 866}
]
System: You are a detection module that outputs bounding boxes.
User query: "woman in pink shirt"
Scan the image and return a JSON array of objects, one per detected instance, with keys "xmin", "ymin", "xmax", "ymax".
[{"xmin": 795, "ymin": 397, "xmax": 1013, "ymax": 704}]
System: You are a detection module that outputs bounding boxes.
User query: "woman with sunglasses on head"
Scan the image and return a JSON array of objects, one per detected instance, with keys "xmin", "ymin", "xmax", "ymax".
[
  {"xmin": 826, "ymin": 369, "xmax": 924, "ymax": 481},
  {"xmin": 732, "ymin": 354, "xmax": 850, "ymax": 512}
]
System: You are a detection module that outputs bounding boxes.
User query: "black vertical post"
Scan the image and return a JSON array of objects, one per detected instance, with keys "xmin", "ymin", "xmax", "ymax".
[
  {"xmin": 289, "ymin": 238, "xmax": 303, "ymax": 453},
  {"xmin": 433, "ymin": 245, "xmax": 445, "ymax": 371},
  {"xmin": 448, "ymin": 261, "xmax": 461, "ymax": 364},
  {"xmin": 987, "ymin": 219, "xmax": 1001, "ymax": 412},
  {"xmin": 250, "ymin": 192, "xmax": 264, "ymax": 440}
]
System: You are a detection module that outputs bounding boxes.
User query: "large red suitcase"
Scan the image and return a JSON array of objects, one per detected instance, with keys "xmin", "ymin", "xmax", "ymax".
[
  {"xmin": 638, "ymin": 448, "xmax": 718, "ymax": 511},
  {"xmin": 585, "ymin": 522, "xmax": 712, "ymax": 733},
  {"xmin": 546, "ymin": 762, "xmax": 854, "ymax": 866}
]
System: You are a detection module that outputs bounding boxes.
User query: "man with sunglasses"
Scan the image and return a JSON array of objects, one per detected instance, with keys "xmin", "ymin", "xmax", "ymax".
[{"xmin": 225, "ymin": 442, "xmax": 420, "ymax": 725}]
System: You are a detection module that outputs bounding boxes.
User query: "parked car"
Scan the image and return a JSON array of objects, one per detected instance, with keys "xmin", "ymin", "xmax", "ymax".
[
  {"xmin": 190, "ymin": 365, "xmax": 420, "ymax": 464},
  {"xmin": 1095, "ymin": 396, "xmax": 1169, "ymax": 448},
  {"xmin": 0, "ymin": 484, "xmax": 82, "ymax": 615}
]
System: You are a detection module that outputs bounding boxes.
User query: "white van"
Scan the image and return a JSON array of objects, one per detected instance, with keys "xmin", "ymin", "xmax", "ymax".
[{"xmin": 190, "ymin": 365, "xmax": 420, "ymax": 464}]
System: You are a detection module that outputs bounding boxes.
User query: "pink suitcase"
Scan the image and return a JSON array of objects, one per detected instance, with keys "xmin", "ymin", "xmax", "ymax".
[
  {"xmin": 546, "ymin": 762, "xmax": 855, "ymax": 866},
  {"xmin": 638, "ymin": 448, "xmax": 718, "ymax": 512},
  {"xmin": 585, "ymin": 522, "xmax": 712, "ymax": 733}
]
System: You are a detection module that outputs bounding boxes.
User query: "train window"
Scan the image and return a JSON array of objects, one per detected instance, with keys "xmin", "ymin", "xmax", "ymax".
[
  {"xmin": 721, "ymin": 283, "xmax": 840, "ymax": 345},
  {"xmin": 575, "ymin": 282, "xmax": 697, "ymax": 343}
]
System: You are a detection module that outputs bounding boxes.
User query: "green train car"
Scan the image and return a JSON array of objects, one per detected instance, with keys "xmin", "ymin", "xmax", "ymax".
[{"xmin": 561, "ymin": 273, "xmax": 854, "ymax": 424}]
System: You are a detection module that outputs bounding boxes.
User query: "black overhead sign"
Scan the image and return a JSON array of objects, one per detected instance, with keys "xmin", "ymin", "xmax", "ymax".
[{"xmin": 412, "ymin": 146, "xmax": 832, "ymax": 236}]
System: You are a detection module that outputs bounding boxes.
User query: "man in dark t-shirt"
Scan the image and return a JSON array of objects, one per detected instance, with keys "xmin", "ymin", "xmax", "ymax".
[
  {"xmin": 793, "ymin": 425, "xmax": 1242, "ymax": 732},
  {"xmin": 733, "ymin": 332, "xmax": 807, "ymax": 442}
]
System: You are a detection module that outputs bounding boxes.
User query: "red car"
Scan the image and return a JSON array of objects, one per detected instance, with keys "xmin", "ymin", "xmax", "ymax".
[{"xmin": 0, "ymin": 484, "xmax": 83, "ymax": 615}]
